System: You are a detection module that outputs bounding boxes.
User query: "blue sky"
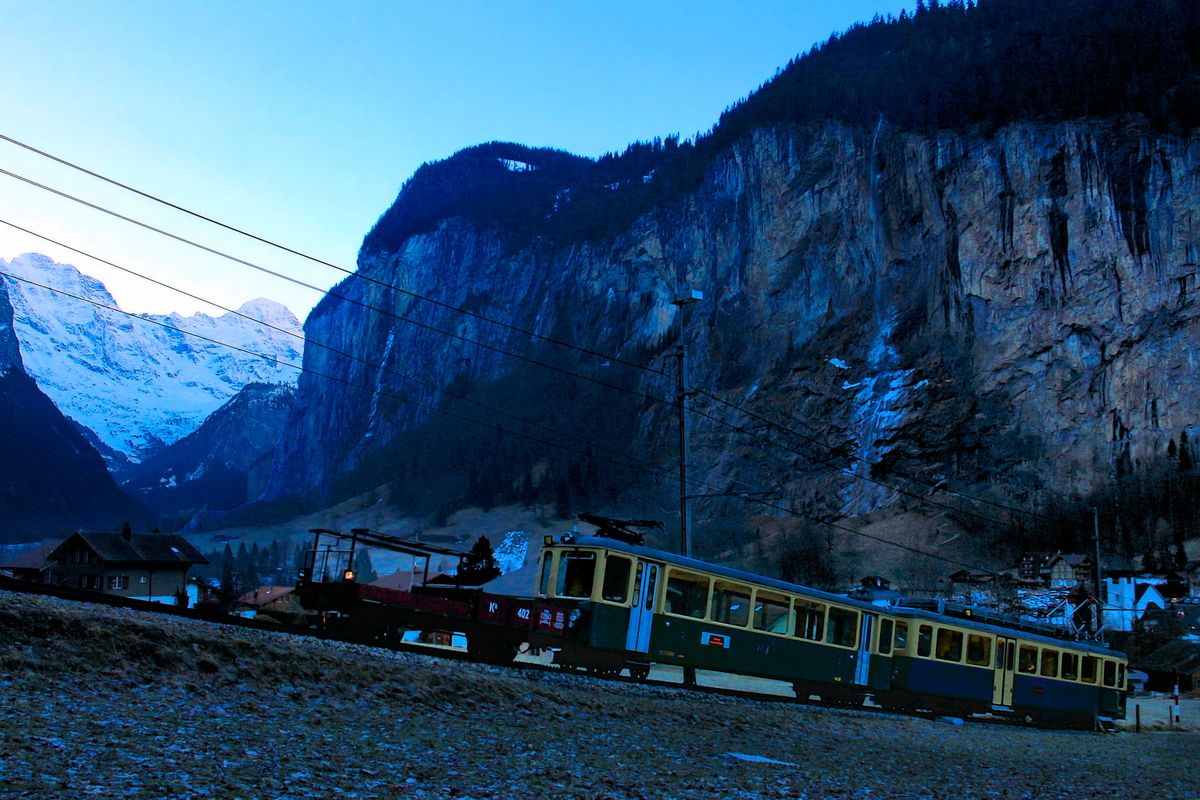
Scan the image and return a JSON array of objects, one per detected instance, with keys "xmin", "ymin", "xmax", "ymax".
[{"xmin": 0, "ymin": 1, "xmax": 909, "ymax": 320}]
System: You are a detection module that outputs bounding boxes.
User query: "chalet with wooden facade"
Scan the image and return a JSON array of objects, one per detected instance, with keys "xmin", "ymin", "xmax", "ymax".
[{"xmin": 46, "ymin": 529, "xmax": 207, "ymax": 606}]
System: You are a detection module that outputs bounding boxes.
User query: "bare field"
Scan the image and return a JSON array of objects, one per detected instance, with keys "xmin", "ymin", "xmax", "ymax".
[{"xmin": 1, "ymin": 590, "xmax": 1197, "ymax": 800}]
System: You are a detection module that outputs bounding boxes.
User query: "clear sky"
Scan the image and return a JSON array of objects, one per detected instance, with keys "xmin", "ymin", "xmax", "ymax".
[{"xmin": 0, "ymin": 1, "xmax": 910, "ymax": 322}]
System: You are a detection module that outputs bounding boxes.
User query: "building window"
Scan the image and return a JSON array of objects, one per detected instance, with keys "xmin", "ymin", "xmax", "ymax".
[{"xmin": 107, "ymin": 575, "xmax": 130, "ymax": 591}]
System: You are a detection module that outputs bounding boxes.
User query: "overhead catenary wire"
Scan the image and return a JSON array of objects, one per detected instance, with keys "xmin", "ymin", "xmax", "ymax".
[
  {"xmin": 0, "ymin": 217, "xmax": 668, "ymax": 481},
  {"xmin": 0, "ymin": 132, "xmax": 664, "ymax": 377},
  {"xmin": 0, "ymin": 137, "xmax": 1048, "ymax": 531},
  {"xmin": 0, "ymin": 266, "xmax": 998, "ymax": 575}
]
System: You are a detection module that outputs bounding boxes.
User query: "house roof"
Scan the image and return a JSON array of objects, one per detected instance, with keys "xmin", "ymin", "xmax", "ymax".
[
  {"xmin": 236, "ymin": 585, "xmax": 295, "ymax": 607},
  {"xmin": 0, "ymin": 541, "xmax": 60, "ymax": 570},
  {"xmin": 1135, "ymin": 583, "xmax": 1166, "ymax": 604},
  {"xmin": 49, "ymin": 531, "xmax": 207, "ymax": 566},
  {"xmin": 1136, "ymin": 639, "xmax": 1200, "ymax": 675},
  {"xmin": 1050, "ymin": 553, "xmax": 1091, "ymax": 567}
]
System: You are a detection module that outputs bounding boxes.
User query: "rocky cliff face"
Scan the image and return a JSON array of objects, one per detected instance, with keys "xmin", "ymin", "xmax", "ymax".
[
  {"xmin": 0, "ymin": 280, "xmax": 151, "ymax": 541},
  {"xmin": 121, "ymin": 383, "xmax": 295, "ymax": 526},
  {"xmin": 267, "ymin": 120, "xmax": 1200, "ymax": 538}
]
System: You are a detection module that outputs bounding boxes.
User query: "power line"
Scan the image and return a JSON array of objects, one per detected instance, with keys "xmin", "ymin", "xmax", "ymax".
[
  {"xmin": 0, "ymin": 267, "xmax": 672, "ymax": 493},
  {"xmin": 0, "ymin": 166, "xmax": 666, "ymax": 404},
  {"xmin": 0, "ymin": 140, "xmax": 1042, "ymax": 531},
  {"xmin": 0, "ymin": 131, "xmax": 662, "ymax": 377},
  {"xmin": 1, "ymin": 266, "xmax": 994, "ymax": 575},
  {"xmin": 0, "ymin": 217, "xmax": 659, "ymax": 478}
]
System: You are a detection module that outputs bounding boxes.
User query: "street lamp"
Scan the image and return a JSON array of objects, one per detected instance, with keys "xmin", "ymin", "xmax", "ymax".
[{"xmin": 671, "ymin": 286, "xmax": 703, "ymax": 559}]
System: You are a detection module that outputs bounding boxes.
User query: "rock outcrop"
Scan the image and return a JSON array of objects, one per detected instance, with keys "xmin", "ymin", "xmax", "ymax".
[
  {"xmin": 265, "ymin": 118, "xmax": 1199, "ymax": 542},
  {"xmin": 120, "ymin": 383, "xmax": 295, "ymax": 526},
  {"xmin": 0, "ymin": 280, "xmax": 151, "ymax": 541}
]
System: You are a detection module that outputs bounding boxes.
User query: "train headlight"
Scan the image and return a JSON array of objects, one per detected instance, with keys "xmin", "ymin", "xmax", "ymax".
[{"xmin": 568, "ymin": 609, "xmax": 581, "ymax": 628}]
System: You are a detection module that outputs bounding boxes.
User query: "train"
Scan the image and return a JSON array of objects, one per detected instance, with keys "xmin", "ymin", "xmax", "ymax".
[{"xmin": 294, "ymin": 523, "xmax": 1127, "ymax": 730}]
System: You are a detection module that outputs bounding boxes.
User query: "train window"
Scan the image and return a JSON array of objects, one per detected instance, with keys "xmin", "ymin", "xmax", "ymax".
[
  {"xmin": 966, "ymin": 634, "xmax": 991, "ymax": 667},
  {"xmin": 1118, "ymin": 663, "xmax": 1125, "ymax": 689},
  {"xmin": 1103, "ymin": 660, "xmax": 1117, "ymax": 687},
  {"xmin": 917, "ymin": 625, "xmax": 933, "ymax": 658},
  {"xmin": 826, "ymin": 607, "xmax": 858, "ymax": 647},
  {"xmin": 645, "ymin": 565, "xmax": 659, "ymax": 611},
  {"xmin": 538, "ymin": 554, "xmax": 554, "ymax": 596},
  {"xmin": 935, "ymin": 629, "xmax": 963, "ymax": 662},
  {"xmin": 752, "ymin": 591, "xmax": 791, "ymax": 634},
  {"xmin": 1081, "ymin": 655, "xmax": 1098, "ymax": 684},
  {"xmin": 1040, "ymin": 649, "xmax": 1059, "ymax": 678},
  {"xmin": 794, "ymin": 600, "xmax": 826, "ymax": 641},
  {"xmin": 556, "ymin": 551, "xmax": 597, "ymax": 598},
  {"xmin": 631, "ymin": 562, "xmax": 644, "ymax": 606},
  {"xmin": 878, "ymin": 619, "xmax": 894, "ymax": 655},
  {"xmin": 894, "ymin": 621, "xmax": 908, "ymax": 652},
  {"xmin": 1061, "ymin": 652, "xmax": 1079, "ymax": 680},
  {"xmin": 665, "ymin": 570, "xmax": 710, "ymax": 619},
  {"xmin": 601, "ymin": 555, "xmax": 633, "ymax": 603},
  {"xmin": 1018, "ymin": 645, "xmax": 1037, "ymax": 674},
  {"xmin": 712, "ymin": 582, "xmax": 751, "ymax": 627}
]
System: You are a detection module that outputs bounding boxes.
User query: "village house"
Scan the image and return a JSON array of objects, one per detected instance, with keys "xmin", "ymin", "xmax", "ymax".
[
  {"xmin": 234, "ymin": 585, "xmax": 302, "ymax": 619},
  {"xmin": 0, "ymin": 541, "xmax": 59, "ymax": 582},
  {"xmin": 1102, "ymin": 576, "xmax": 1167, "ymax": 632},
  {"xmin": 1047, "ymin": 553, "xmax": 1093, "ymax": 588},
  {"xmin": 46, "ymin": 528, "xmax": 207, "ymax": 606}
]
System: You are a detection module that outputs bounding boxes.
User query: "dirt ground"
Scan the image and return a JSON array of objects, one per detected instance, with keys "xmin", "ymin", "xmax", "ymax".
[{"xmin": 1, "ymin": 590, "xmax": 1197, "ymax": 799}]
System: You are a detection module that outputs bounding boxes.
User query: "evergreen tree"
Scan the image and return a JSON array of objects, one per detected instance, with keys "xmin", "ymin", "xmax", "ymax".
[
  {"xmin": 458, "ymin": 536, "xmax": 501, "ymax": 585},
  {"xmin": 352, "ymin": 549, "xmax": 378, "ymax": 584},
  {"xmin": 1181, "ymin": 430, "xmax": 1194, "ymax": 472}
]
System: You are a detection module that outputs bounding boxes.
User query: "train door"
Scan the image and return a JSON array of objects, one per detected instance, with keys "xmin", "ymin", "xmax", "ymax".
[
  {"xmin": 625, "ymin": 560, "xmax": 660, "ymax": 653},
  {"xmin": 992, "ymin": 636, "xmax": 1017, "ymax": 708},
  {"xmin": 854, "ymin": 613, "xmax": 875, "ymax": 685}
]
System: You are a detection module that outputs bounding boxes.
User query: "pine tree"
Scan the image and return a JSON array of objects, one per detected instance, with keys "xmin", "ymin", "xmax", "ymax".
[
  {"xmin": 458, "ymin": 536, "xmax": 501, "ymax": 585},
  {"xmin": 1181, "ymin": 430, "xmax": 1194, "ymax": 471}
]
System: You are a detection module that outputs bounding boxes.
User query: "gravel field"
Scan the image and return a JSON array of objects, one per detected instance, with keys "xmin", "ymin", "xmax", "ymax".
[{"xmin": 1, "ymin": 590, "xmax": 1197, "ymax": 799}]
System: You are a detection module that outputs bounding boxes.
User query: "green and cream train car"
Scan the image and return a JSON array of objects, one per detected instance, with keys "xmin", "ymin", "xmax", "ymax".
[{"xmin": 533, "ymin": 534, "xmax": 1126, "ymax": 727}]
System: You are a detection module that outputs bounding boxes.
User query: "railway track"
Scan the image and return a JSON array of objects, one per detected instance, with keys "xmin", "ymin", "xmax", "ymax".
[{"xmin": 0, "ymin": 575, "xmax": 1083, "ymax": 731}]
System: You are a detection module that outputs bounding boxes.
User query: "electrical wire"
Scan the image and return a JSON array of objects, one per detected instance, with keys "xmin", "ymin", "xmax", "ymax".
[
  {"xmin": 0, "ymin": 137, "xmax": 1049, "ymax": 532},
  {"xmin": 0, "ymin": 131, "xmax": 663, "ymax": 376},
  {"xmin": 0, "ymin": 266, "xmax": 996, "ymax": 574}
]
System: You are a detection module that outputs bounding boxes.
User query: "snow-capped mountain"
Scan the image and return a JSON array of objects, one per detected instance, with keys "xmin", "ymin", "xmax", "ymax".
[{"xmin": 0, "ymin": 253, "xmax": 304, "ymax": 463}]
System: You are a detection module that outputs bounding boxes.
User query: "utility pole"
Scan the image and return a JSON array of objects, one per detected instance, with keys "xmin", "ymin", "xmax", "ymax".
[
  {"xmin": 671, "ymin": 287, "xmax": 703, "ymax": 559},
  {"xmin": 1092, "ymin": 508, "xmax": 1103, "ymax": 635}
]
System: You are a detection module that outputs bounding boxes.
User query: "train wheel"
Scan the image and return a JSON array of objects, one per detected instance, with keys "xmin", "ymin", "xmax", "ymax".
[
  {"xmin": 467, "ymin": 636, "xmax": 519, "ymax": 665},
  {"xmin": 628, "ymin": 665, "xmax": 650, "ymax": 682}
]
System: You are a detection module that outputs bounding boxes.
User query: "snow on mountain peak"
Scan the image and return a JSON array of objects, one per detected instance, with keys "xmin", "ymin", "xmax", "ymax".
[{"xmin": 0, "ymin": 254, "xmax": 305, "ymax": 462}]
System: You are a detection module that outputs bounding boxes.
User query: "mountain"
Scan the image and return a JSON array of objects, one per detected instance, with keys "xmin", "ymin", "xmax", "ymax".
[
  {"xmin": 0, "ymin": 279, "xmax": 151, "ymax": 542},
  {"xmin": 264, "ymin": 0, "xmax": 1200, "ymax": 571},
  {"xmin": 0, "ymin": 254, "xmax": 304, "ymax": 466},
  {"xmin": 120, "ymin": 383, "xmax": 295, "ymax": 527}
]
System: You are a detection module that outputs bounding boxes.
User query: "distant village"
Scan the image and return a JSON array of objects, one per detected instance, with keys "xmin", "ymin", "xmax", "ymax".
[{"xmin": 2, "ymin": 527, "xmax": 1198, "ymax": 693}]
